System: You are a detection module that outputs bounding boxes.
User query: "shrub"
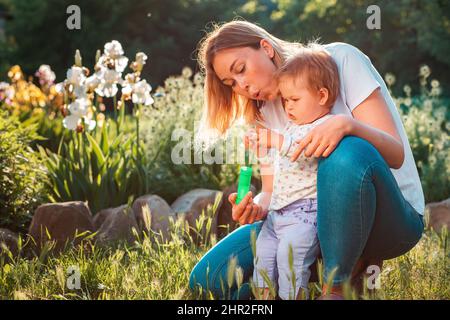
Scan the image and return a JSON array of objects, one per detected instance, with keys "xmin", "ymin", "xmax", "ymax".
[
  {"xmin": 0, "ymin": 109, "xmax": 48, "ymax": 232},
  {"xmin": 38, "ymin": 122, "xmax": 152, "ymax": 215},
  {"xmin": 0, "ymin": 64, "xmax": 68, "ymax": 153},
  {"xmin": 388, "ymin": 66, "xmax": 450, "ymax": 202}
]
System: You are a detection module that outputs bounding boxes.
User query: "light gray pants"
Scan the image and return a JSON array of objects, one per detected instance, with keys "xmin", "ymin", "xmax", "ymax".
[{"xmin": 253, "ymin": 198, "xmax": 319, "ymax": 300}]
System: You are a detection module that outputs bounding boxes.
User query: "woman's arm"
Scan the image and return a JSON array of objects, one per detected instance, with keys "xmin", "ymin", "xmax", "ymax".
[
  {"xmin": 348, "ymin": 89, "xmax": 404, "ymax": 168},
  {"xmin": 290, "ymin": 88, "xmax": 405, "ymax": 169}
]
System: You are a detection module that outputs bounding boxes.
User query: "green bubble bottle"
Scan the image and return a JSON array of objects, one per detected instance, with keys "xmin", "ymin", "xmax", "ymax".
[{"xmin": 236, "ymin": 150, "xmax": 252, "ymax": 204}]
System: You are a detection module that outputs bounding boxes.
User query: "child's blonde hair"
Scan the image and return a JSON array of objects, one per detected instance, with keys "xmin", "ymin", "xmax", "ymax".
[{"xmin": 276, "ymin": 44, "xmax": 340, "ymax": 108}]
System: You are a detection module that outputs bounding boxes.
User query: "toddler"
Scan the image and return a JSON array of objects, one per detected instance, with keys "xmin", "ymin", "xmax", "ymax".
[{"xmin": 250, "ymin": 44, "xmax": 340, "ymax": 300}]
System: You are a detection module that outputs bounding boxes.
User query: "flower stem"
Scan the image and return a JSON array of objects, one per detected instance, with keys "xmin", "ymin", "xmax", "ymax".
[
  {"xmin": 118, "ymin": 96, "xmax": 125, "ymax": 132},
  {"xmin": 136, "ymin": 103, "xmax": 141, "ymax": 157},
  {"xmin": 57, "ymin": 131, "xmax": 65, "ymax": 155},
  {"xmin": 113, "ymin": 95, "xmax": 118, "ymax": 135},
  {"xmin": 93, "ymin": 92, "xmax": 98, "ymax": 136}
]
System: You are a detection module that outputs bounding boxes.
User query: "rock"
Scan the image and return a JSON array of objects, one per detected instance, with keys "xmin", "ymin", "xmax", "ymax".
[
  {"xmin": 95, "ymin": 205, "xmax": 139, "ymax": 245},
  {"xmin": 0, "ymin": 228, "xmax": 19, "ymax": 258},
  {"xmin": 216, "ymin": 183, "xmax": 259, "ymax": 239},
  {"xmin": 132, "ymin": 194, "xmax": 176, "ymax": 239},
  {"xmin": 425, "ymin": 198, "xmax": 450, "ymax": 233},
  {"xmin": 216, "ymin": 185, "xmax": 240, "ymax": 238},
  {"xmin": 171, "ymin": 189, "xmax": 223, "ymax": 242},
  {"xmin": 93, "ymin": 208, "xmax": 113, "ymax": 231},
  {"xmin": 28, "ymin": 201, "xmax": 94, "ymax": 253}
]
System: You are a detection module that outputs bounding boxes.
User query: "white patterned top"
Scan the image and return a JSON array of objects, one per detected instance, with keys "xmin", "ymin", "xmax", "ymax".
[{"xmin": 268, "ymin": 114, "xmax": 334, "ymax": 210}]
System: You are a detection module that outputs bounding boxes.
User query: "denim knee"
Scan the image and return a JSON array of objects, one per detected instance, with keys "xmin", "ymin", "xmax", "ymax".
[{"xmin": 318, "ymin": 136, "xmax": 384, "ymax": 178}]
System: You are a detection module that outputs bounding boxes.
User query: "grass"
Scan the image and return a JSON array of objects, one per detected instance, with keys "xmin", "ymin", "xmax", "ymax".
[
  {"xmin": 0, "ymin": 205, "xmax": 448, "ymax": 300},
  {"xmin": 376, "ymin": 228, "xmax": 449, "ymax": 300}
]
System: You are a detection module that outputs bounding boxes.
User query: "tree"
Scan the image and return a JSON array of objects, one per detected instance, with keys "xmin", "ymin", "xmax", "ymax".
[
  {"xmin": 240, "ymin": 0, "xmax": 450, "ymax": 94},
  {"xmin": 0, "ymin": 0, "xmax": 246, "ymax": 84}
]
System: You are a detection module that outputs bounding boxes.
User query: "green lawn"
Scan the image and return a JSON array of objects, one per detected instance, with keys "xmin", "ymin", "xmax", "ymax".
[{"xmin": 0, "ymin": 215, "xmax": 448, "ymax": 300}]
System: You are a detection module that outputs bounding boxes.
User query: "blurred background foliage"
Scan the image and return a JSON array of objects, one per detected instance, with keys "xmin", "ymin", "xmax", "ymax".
[
  {"xmin": 0, "ymin": 0, "xmax": 448, "ymax": 231},
  {"xmin": 0, "ymin": 0, "xmax": 448, "ymax": 300},
  {"xmin": 0, "ymin": 0, "xmax": 449, "ymax": 95}
]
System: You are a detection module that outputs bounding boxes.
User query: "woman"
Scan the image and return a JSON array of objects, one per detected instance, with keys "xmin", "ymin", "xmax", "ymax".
[{"xmin": 189, "ymin": 20, "xmax": 425, "ymax": 299}]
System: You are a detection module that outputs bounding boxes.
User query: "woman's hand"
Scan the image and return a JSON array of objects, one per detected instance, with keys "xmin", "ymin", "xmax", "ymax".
[
  {"xmin": 290, "ymin": 114, "xmax": 353, "ymax": 162},
  {"xmin": 290, "ymin": 90, "xmax": 405, "ymax": 168},
  {"xmin": 228, "ymin": 191, "xmax": 268, "ymax": 225}
]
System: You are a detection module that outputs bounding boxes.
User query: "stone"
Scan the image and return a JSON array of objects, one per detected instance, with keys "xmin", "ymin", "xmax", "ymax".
[
  {"xmin": 171, "ymin": 189, "xmax": 223, "ymax": 242},
  {"xmin": 132, "ymin": 194, "xmax": 176, "ymax": 239},
  {"xmin": 93, "ymin": 208, "xmax": 113, "ymax": 231},
  {"xmin": 95, "ymin": 205, "xmax": 139, "ymax": 245},
  {"xmin": 28, "ymin": 201, "xmax": 94, "ymax": 253},
  {"xmin": 0, "ymin": 228, "xmax": 19, "ymax": 258},
  {"xmin": 425, "ymin": 198, "xmax": 450, "ymax": 233}
]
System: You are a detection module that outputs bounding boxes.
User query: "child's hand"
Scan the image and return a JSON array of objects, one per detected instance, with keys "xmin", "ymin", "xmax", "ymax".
[
  {"xmin": 244, "ymin": 128, "xmax": 258, "ymax": 151},
  {"xmin": 245, "ymin": 128, "xmax": 268, "ymax": 159}
]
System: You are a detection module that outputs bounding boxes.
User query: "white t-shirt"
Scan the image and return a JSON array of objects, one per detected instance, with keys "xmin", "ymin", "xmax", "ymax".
[{"xmin": 257, "ymin": 42, "xmax": 425, "ymax": 215}]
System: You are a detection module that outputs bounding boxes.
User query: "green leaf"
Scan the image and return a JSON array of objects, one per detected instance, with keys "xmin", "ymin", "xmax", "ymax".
[
  {"xmin": 86, "ymin": 131, "xmax": 106, "ymax": 167},
  {"xmin": 100, "ymin": 123, "xmax": 110, "ymax": 155}
]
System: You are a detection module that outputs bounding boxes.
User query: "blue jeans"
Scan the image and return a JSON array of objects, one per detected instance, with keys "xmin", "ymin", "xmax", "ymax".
[{"xmin": 189, "ymin": 136, "xmax": 424, "ymax": 299}]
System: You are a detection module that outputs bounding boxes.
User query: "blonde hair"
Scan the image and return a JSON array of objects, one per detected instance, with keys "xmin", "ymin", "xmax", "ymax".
[
  {"xmin": 197, "ymin": 20, "xmax": 302, "ymax": 137},
  {"xmin": 275, "ymin": 43, "xmax": 340, "ymax": 108}
]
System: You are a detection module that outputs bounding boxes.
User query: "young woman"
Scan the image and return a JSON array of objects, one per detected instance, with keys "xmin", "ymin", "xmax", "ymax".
[{"xmin": 189, "ymin": 20, "xmax": 425, "ymax": 299}]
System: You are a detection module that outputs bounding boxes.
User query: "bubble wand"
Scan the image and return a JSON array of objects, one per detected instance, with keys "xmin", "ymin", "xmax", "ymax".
[{"xmin": 236, "ymin": 131, "xmax": 254, "ymax": 205}]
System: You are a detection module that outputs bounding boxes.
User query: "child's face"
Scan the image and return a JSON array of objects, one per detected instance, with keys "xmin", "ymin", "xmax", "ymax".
[{"xmin": 279, "ymin": 75, "xmax": 330, "ymax": 125}]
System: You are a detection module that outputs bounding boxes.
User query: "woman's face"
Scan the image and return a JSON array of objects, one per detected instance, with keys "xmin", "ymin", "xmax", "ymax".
[{"xmin": 212, "ymin": 40, "xmax": 280, "ymax": 101}]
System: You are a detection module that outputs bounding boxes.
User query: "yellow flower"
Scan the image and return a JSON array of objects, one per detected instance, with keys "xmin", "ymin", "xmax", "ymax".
[
  {"xmin": 96, "ymin": 112, "xmax": 105, "ymax": 122},
  {"xmin": 419, "ymin": 65, "xmax": 431, "ymax": 78},
  {"xmin": 423, "ymin": 99, "xmax": 433, "ymax": 111},
  {"xmin": 420, "ymin": 136, "xmax": 431, "ymax": 145},
  {"xmin": 404, "ymin": 97, "xmax": 412, "ymax": 107},
  {"xmin": 7, "ymin": 65, "xmax": 24, "ymax": 82},
  {"xmin": 384, "ymin": 73, "xmax": 395, "ymax": 86},
  {"xmin": 182, "ymin": 67, "xmax": 193, "ymax": 79},
  {"xmin": 403, "ymin": 85, "xmax": 412, "ymax": 96},
  {"xmin": 431, "ymin": 79, "xmax": 440, "ymax": 88}
]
